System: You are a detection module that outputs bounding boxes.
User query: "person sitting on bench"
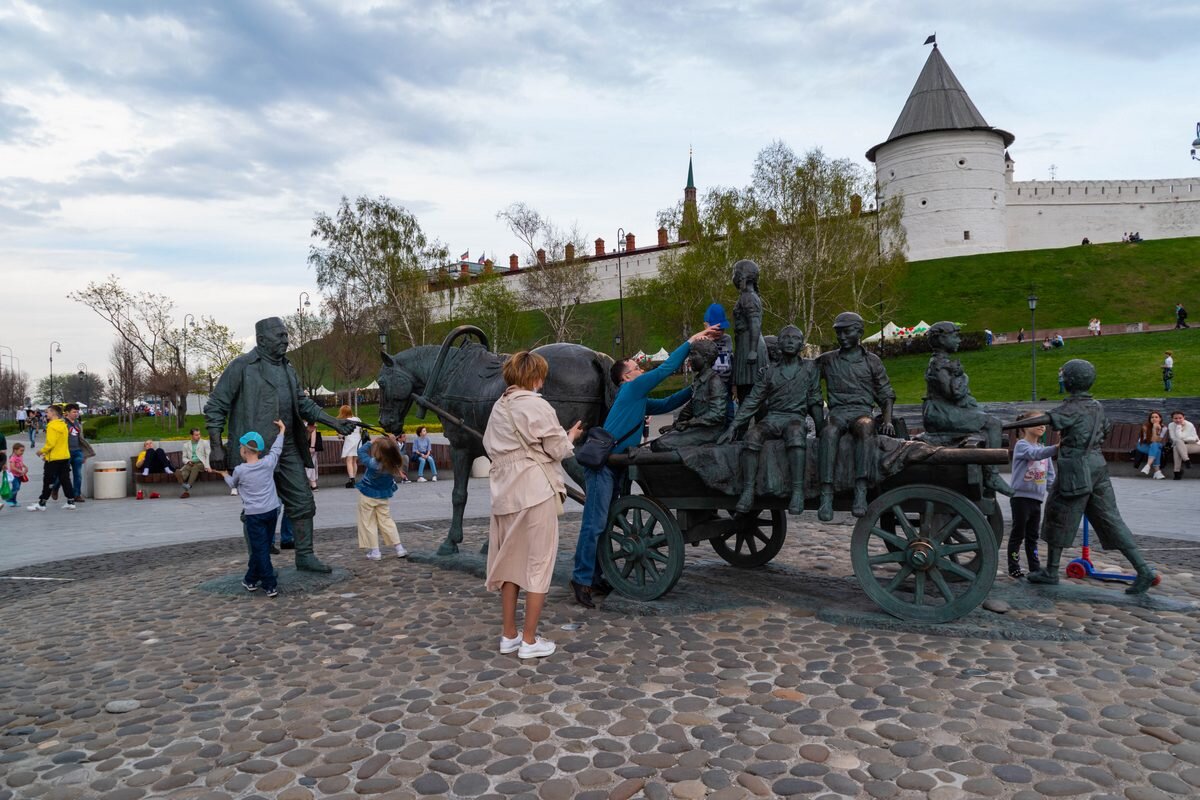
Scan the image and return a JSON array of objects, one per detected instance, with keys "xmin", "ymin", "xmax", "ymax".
[{"xmin": 137, "ymin": 440, "xmax": 174, "ymax": 476}]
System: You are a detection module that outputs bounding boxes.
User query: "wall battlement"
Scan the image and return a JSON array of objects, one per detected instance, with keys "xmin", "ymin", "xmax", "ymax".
[{"xmin": 1009, "ymin": 179, "xmax": 1199, "ymax": 204}]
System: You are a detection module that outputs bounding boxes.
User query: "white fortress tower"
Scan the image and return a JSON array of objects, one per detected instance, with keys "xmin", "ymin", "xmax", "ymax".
[{"xmin": 867, "ymin": 45, "xmax": 1014, "ymax": 262}]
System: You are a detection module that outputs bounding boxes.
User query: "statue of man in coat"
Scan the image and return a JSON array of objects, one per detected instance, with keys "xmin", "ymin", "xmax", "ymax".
[{"xmin": 205, "ymin": 317, "xmax": 357, "ymax": 573}]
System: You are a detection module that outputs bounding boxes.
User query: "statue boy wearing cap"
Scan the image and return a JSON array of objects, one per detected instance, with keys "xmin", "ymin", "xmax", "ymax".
[
  {"xmin": 923, "ymin": 321, "xmax": 1014, "ymax": 497},
  {"xmin": 719, "ymin": 324, "xmax": 823, "ymax": 516},
  {"xmin": 1005, "ymin": 359, "xmax": 1156, "ymax": 593},
  {"xmin": 817, "ymin": 311, "xmax": 896, "ymax": 520},
  {"xmin": 205, "ymin": 317, "xmax": 358, "ymax": 573}
]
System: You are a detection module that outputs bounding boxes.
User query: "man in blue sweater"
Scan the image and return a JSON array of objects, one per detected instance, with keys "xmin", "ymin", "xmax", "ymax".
[{"xmin": 571, "ymin": 325, "xmax": 721, "ymax": 608}]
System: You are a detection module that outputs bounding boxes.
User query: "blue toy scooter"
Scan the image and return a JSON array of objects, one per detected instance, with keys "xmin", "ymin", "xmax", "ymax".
[{"xmin": 1065, "ymin": 517, "xmax": 1162, "ymax": 585}]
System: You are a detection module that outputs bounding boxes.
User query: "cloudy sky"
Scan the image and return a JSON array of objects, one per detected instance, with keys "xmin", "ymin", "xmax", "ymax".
[{"xmin": 2, "ymin": 0, "xmax": 1197, "ymax": 388}]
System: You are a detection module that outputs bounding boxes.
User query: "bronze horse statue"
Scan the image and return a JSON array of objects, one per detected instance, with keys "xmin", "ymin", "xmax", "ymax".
[{"xmin": 378, "ymin": 326, "xmax": 614, "ymax": 555}]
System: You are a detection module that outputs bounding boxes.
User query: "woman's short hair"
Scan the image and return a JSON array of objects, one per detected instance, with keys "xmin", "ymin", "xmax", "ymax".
[
  {"xmin": 502, "ymin": 351, "xmax": 549, "ymax": 390},
  {"xmin": 338, "ymin": 404, "xmax": 353, "ymax": 419},
  {"xmin": 417, "ymin": 426, "xmax": 427, "ymax": 436}
]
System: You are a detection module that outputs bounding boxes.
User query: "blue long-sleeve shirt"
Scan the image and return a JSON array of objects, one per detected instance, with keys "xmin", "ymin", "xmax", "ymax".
[
  {"xmin": 356, "ymin": 441, "xmax": 399, "ymax": 499},
  {"xmin": 604, "ymin": 342, "xmax": 693, "ymax": 454}
]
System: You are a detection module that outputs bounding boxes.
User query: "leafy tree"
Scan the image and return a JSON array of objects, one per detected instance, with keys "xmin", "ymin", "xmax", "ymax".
[
  {"xmin": 0, "ymin": 369, "xmax": 29, "ymax": 415},
  {"xmin": 108, "ymin": 338, "xmax": 143, "ymax": 434},
  {"xmin": 285, "ymin": 309, "xmax": 331, "ymax": 396},
  {"xmin": 309, "ymin": 195, "xmax": 448, "ymax": 350},
  {"xmin": 497, "ymin": 202, "xmax": 596, "ymax": 342},
  {"xmin": 323, "ymin": 290, "xmax": 375, "ymax": 409},
  {"xmin": 459, "ymin": 273, "xmax": 524, "ymax": 353}
]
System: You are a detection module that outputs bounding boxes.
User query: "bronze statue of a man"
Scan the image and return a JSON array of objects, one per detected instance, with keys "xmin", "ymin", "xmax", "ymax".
[
  {"xmin": 731, "ymin": 259, "xmax": 769, "ymax": 401},
  {"xmin": 205, "ymin": 317, "xmax": 357, "ymax": 573},
  {"xmin": 652, "ymin": 338, "xmax": 727, "ymax": 451},
  {"xmin": 817, "ymin": 312, "xmax": 896, "ymax": 521},
  {"xmin": 720, "ymin": 325, "xmax": 824, "ymax": 516},
  {"xmin": 923, "ymin": 321, "xmax": 1013, "ymax": 496},
  {"xmin": 1006, "ymin": 359, "xmax": 1156, "ymax": 593}
]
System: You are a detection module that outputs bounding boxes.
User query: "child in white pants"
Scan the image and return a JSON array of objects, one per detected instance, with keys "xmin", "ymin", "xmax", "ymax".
[{"xmin": 355, "ymin": 434, "xmax": 408, "ymax": 560}]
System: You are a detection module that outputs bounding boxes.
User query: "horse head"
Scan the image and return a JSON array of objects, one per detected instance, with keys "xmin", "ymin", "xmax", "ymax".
[{"xmin": 378, "ymin": 350, "xmax": 418, "ymax": 434}]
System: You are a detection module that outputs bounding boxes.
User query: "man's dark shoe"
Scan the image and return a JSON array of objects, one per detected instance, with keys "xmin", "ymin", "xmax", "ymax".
[
  {"xmin": 1175, "ymin": 471, "xmax": 1183, "ymax": 481},
  {"xmin": 1186, "ymin": 460, "xmax": 1192, "ymax": 470},
  {"xmin": 591, "ymin": 577, "xmax": 614, "ymax": 596},
  {"xmin": 51, "ymin": 490, "xmax": 58, "ymax": 501},
  {"xmin": 570, "ymin": 580, "xmax": 595, "ymax": 609},
  {"xmin": 270, "ymin": 544, "xmax": 280, "ymax": 555},
  {"xmin": 73, "ymin": 497, "xmax": 85, "ymax": 504},
  {"xmin": 280, "ymin": 541, "xmax": 295, "ymax": 550},
  {"xmin": 345, "ymin": 479, "xmax": 356, "ymax": 488},
  {"xmin": 295, "ymin": 554, "xmax": 333, "ymax": 573}
]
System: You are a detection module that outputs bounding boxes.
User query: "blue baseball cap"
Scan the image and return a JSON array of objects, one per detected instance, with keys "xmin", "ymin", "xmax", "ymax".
[
  {"xmin": 239, "ymin": 431, "xmax": 265, "ymax": 451},
  {"xmin": 704, "ymin": 303, "xmax": 729, "ymax": 329}
]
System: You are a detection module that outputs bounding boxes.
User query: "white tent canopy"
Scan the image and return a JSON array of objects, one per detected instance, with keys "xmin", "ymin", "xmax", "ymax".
[
  {"xmin": 314, "ymin": 385, "xmax": 335, "ymax": 396},
  {"xmin": 649, "ymin": 348, "xmax": 671, "ymax": 362},
  {"xmin": 359, "ymin": 380, "xmax": 380, "ymax": 390}
]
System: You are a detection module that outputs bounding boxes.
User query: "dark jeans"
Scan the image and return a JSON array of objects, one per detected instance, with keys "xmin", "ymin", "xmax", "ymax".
[
  {"xmin": 1008, "ymin": 497, "xmax": 1043, "ymax": 571},
  {"xmin": 244, "ymin": 508, "xmax": 280, "ymax": 591},
  {"xmin": 572, "ymin": 465, "xmax": 624, "ymax": 587},
  {"xmin": 142, "ymin": 448, "xmax": 172, "ymax": 473},
  {"xmin": 48, "ymin": 451, "xmax": 85, "ymax": 497},
  {"xmin": 39, "ymin": 460, "xmax": 75, "ymax": 504},
  {"xmin": 279, "ymin": 514, "xmax": 294, "ymax": 546}
]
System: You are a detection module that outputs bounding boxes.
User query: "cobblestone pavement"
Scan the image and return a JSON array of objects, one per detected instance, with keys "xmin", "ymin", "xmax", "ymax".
[{"xmin": 3, "ymin": 513, "xmax": 1200, "ymax": 800}]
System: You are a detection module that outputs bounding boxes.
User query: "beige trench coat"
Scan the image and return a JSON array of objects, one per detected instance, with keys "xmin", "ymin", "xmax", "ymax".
[{"xmin": 483, "ymin": 387, "xmax": 574, "ymax": 514}]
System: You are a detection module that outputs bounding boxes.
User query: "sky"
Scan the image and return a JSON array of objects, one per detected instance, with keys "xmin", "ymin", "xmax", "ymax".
[{"xmin": 2, "ymin": 0, "xmax": 1198, "ymax": 389}]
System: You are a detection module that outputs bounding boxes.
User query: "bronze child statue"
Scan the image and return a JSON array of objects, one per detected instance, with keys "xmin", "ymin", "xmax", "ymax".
[
  {"xmin": 817, "ymin": 312, "xmax": 896, "ymax": 521},
  {"xmin": 731, "ymin": 259, "xmax": 769, "ymax": 401},
  {"xmin": 1006, "ymin": 359, "xmax": 1156, "ymax": 594},
  {"xmin": 652, "ymin": 338, "xmax": 727, "ymax": 451},
  {"xmin": 922, "ymin": 321, "xmax": 1014, "ymax": 497},
  {"xmin": 719, "ymin": 325, "xmax": 823, "ymax": 516}
]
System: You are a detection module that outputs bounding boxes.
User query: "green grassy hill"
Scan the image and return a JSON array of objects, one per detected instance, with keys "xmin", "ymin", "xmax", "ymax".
[{"xmin": 891, "ymin": 237, "xmax": 1200, "ymax": 333}]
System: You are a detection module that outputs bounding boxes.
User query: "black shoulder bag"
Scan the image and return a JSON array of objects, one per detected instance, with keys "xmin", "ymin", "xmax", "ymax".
[{"xmin": 574, "ymin": 419, "xmax": 643, "ymax": 469}]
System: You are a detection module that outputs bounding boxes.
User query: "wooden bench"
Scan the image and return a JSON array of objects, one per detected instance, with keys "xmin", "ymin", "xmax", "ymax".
[
  {"xmin": 130, "ymin": 450, "xmax": 223, "ymax": 485},
  {"xmin": 315, "ymin": 438, "xmax": 451, "ymax": 476}
]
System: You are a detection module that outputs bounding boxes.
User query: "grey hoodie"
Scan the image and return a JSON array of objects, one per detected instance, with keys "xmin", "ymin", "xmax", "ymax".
[{"xmin": 1011, "ymin": 439, "xmax": 1057, "ymax": 502}]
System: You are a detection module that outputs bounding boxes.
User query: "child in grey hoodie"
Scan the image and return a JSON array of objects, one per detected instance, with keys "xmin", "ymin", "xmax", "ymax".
[
  {"xmin": 218, "ymin": 420, "xmax": 286, "ymax": 597},
  {"xmin": 1008, "ymin": 412, "xmax": 1058, "ymax": 578}
]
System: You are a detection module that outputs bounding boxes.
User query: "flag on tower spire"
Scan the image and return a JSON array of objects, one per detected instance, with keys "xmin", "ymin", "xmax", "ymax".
[{"xmin": 924, "ymin": 33, "xmax": 936, "ymax": 46}]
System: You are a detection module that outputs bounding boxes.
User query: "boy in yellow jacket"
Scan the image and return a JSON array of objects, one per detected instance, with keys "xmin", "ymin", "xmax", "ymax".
[{"xmin": 29, "ymin": 405, "xmax": 76, "ymax": 511}]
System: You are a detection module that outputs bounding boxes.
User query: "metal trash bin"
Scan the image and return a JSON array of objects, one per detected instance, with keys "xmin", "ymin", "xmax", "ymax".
[{"xmin": 92, "ymin": 460, "xmax": 128, "ymax": 500}]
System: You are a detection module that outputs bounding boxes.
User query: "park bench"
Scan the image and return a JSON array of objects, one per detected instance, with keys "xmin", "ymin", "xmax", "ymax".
[
  {"xmin": 314, "ymin": 437, "xmax": 451, "ymax": 477},
  {"xmin": 130, "ymin": 450, "xmax": 223, "ymax": 487}
]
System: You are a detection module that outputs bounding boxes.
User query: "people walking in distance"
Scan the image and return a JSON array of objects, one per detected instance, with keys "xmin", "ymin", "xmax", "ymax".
[
  {"xmin": 483, "ymin": 351, "xmax": 583, "ymax": 658},
  {"xmin": 305, "ymin": 421, "xmax": 320, "ymax": 490},
  {"xmin": 1136, "ymin": 410, "xmax": 1167, "ymax": 480},
  {"xmin": 1167, "ymin": 410, "xmax": 1200, "ymax": 479},
  {"xmin": 1007, "ymin": 412, "xmax": 1057, "ymax": 578},
  {"xmin": 28, "ymin": 405, "xmax": 76, "ymax": 511},
  {"xmin": 1176, "ymin": 303, "xmax": 1189, "ymax": 329},
  {"xmin": 412, "ymin": 426, "xmax": 438, "ymax": 481},
  {"xmin": 1162, "ymin": 351, "xmax": 1174, "ymax": 393},
  {"xmin": 338, "ymin": 405, "xmax": 362, "ymax": 488},
  {"xmin": 355, "ymin": 433, "xmax": 409, "ymax": 562}
]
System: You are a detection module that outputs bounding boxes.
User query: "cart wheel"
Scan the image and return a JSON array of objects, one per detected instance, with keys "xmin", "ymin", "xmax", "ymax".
[
  {"xmin": 599, "ymin": 495, "xmax": 685, "ymax": 601},
  {"xmin": 711, "ymin": 508, "xmax": 787, "ymax": 568},
  {"xmin": 851, "ymin": 484, "xmax": 997, "ymax": 623}
]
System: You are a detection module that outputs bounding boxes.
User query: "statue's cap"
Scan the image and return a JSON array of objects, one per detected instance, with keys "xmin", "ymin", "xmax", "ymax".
[
  {"xmin": 779, "ymin": 324, "xmax": 803, "ymax": 338},
  {"xmin": 929, "ymin": 321, "xmax": 961, "ymax": 336},
  {"xmin": 833, "ymin": 311, "xmax": 864, "ymax": 329},
  {"xmin": 255, "ymin": 317, "xmax": 285, "ymax": 335},
  {"xmin": 1061, "ymin": 359, "xmax": 1096, "ymax": 390}
]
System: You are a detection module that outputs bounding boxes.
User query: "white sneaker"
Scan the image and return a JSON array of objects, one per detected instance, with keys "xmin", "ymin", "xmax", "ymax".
[
  {"xmin": 417, "ymin": 477, "xmax": 427, "ymax": 482},
  {"xmin": 517, "ymin": 636, "xmax": 556, "ymax": 659},
  {"xmin": 499, "ymin": 634, "xmax": 522, "ymax": 654},
  {"xmin": 62, "ymin": 503, "xmax": 76, "ymax": 511},
  {"xmin": 395, "ymin": 543, "xmax": 408, "ymax": 558},
  {"xmin": 27, "ymin": 503, "xmax": 45, "ymax": 512},
  {"xmin": 1153, "ymin": 470, "xmax": 1166, "ymax": 480},
  {"xmin": 1141, "ymin": 462, "xmax": 1153, "ymax": 475},
  {"xmin": 230, "ymin": 488, "xmax": 239, "ymax": 496},
  {"xmin": 366, "ymin": 549, "xmax": 381, "ymax": 561},
  {"xmin": 431, "ymin": 476, "xmax": 437, "ymax": 482}
]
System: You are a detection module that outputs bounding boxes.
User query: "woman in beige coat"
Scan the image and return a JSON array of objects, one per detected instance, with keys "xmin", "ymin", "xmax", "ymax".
[{"xmin": 483, "ymin": 352, "xmax": 583, "ymax": 659}]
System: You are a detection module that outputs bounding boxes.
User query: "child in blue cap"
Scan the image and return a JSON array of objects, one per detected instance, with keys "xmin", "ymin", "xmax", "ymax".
[
  {"xmin": 704, "ymin": 303, "xmax": 735, "ymax": 424},
  {"xmin": 217, "ymin": 419, "xmax": 286, "ymax": 597}
]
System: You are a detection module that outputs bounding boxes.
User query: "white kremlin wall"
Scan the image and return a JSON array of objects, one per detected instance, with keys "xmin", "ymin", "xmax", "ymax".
[
  {"xmin": 1005, "ymin": 178, "xmax": 1200, "ymax": 251},
  {"xmin": 874, "ymin": 130, "xmax": 1010, "ymax": 261}
]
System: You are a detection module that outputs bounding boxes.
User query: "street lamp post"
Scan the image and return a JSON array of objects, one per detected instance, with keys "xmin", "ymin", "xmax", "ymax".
[
  {"xmin": 299, "ymin": 291, "xmax": 311, "ymax": 315},
  {"xmin": 77, "ymin": 363, "xmax": 88, "ymax": 411},
  {"xmin": 49, "ymin": 341, "xmax": 61, "ymax": 405},
  {"xmin": 1191, "ymin": 122, "xmax": 1199, "ymax": 162},
  {"xmin": 1028, "ymin": 294, "xmax": 1038, "ymax": 401},
  {"xmin": 616, "ymin": 227, "xmax": 626, "ymax": 351}
]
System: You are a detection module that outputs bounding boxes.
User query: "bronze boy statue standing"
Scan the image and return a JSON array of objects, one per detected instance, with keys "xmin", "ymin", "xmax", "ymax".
[
  {"xmin": 922, "ymin": 321, "xmax": 1014, "ymax": 497},
  {"xmin": 817, "ymin": 312, "xmax": 896, "ymax": 521},
  {"xmin": 1006, "ymin": 359, "xmax": 1156, "ymax": 594},
  {"xmin": 719, "ymin": 325, "xmax": 823, "ymax": 516},
  {"xmin": 652, "ymin": 338, "xmax": 727, "ymax": 451},
  {"xmin": 731, "ymin": 259, "xmax": 769, "ymax": 401}
]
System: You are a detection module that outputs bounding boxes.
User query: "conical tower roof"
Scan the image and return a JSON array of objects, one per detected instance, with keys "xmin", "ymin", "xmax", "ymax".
[{"xmin": 866, "ymin": 47, "xmax": 1013, "ymax": 162}]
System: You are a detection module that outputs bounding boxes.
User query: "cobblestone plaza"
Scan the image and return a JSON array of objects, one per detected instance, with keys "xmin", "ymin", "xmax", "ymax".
[{"xmin": 3, "ymin": 510, "xmax": 1200, "ymax": 800}]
